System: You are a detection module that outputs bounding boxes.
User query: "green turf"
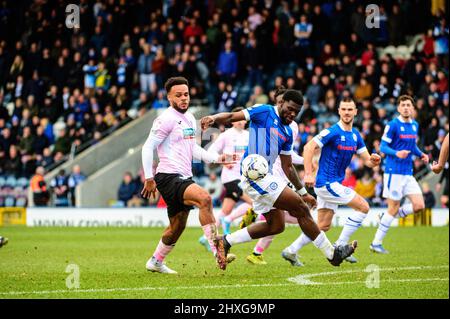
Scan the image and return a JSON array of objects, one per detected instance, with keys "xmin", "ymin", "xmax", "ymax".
[{"xmin": 0, "ymin": 226, "xmax": 448, "ymax": 299}]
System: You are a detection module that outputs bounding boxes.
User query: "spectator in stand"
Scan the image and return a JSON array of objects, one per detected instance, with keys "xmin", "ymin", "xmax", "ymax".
[
  {"xmin": 216, "ymin": 40, "xmax": 237, "ymax": 84},
  {"xmin": 30, "ymin": 166, "xmax": 49, "ymax": 207},
  {"xmin": 50, "ymin": 169, "xmax": 70, "ymax": 207},
  {"xmin": 68, "ymin": 164, "xmax": 86, "ymax": 207},
  {"xmin": 117, "ymin": 171, "xmax": 138, "ymax": 207}
]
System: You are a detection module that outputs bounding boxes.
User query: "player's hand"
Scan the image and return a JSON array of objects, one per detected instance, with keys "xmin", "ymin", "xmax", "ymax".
[
  {"xmin": 421, "ymin": 153, "xmax": 429, "ymax": 164},
  {"xmin": 216, "ymin": 153, "xmax": 238, "ymax": 166},
  {"xmin": 200, "ymin": 116, "xmax": 215, "ymax": 130},
  {"xmin": 370, "ymin": 153, "xmax": 381, "ymax": 166},
  {"xmin": 431, "ymin": 161, "xmax": 444, "ymax": 174},
  {"xmin": 396, "ymin": 150, "xmax": 410, "ymax": 159},
  {"xmin": 304, "ymin": 174, "xmax": 315, "ymax": 188},
  {"xmin": 302, "ymin": 193, "xmax": 317, "ymax": 209},
  {"xmin": 141, "ymin": 178, "xmax": 157, "ymax": 200}
]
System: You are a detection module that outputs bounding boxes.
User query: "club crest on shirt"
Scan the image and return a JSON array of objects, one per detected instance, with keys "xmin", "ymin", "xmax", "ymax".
[
  {"xmin": 412, "ymin": 125, "xmax": 417, "ymax": 132},
  {"xmin": 183, "ymin": 128, "xmax": 195, "ymax": 139},
  {"xmin": 353, "ymin": 133, "xmax": 357, "ymax": 142},
  {"xmin": 269, "ymin": 182, "xmax": 278, "ymax": 190},
  {"xmin": 400, "ymin": 126, "xmax": 405, "ymax": 132},
  {"xmin": 341, "ymin": 136, "xmax": 345, "ymax": 141}
]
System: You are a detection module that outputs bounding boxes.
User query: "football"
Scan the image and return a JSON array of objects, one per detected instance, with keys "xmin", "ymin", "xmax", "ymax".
[{"xmin": 241, "ymin": 154, "xmax": 269, "ymax": 180}]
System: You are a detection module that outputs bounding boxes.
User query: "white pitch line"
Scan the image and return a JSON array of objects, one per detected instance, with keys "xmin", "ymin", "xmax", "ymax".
[
  {"xmin": 0, "ymin": 265, "xmax": 448, "ymax": 296},
  {"xmin": 287, "ymin": 265, "xmax": 449, "ymax": 285}
]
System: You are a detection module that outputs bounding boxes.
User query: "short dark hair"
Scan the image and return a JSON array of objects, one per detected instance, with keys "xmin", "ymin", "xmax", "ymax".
[
  {"xmin": 274, "ymin": 85, "xmax": 287, "ymax": 99},
  {"xmin": 397, "ymin": 94, "xmax": 415, "ymax": 106},
  {"xmin": 282, "ymin": 89, "xmax": 303, "ymax": 106},
  {"xmin": 164, "ymin": 77, "xmax": 189, "ymax": 93}
]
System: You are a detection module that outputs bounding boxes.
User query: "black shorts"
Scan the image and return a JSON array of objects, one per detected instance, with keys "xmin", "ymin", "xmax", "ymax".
[
  {"xmin": 154, "ymin": 173, "xmax": 195, "ymax": 217},
  {"xmin": 223, "ymin": 179, "xmax": 244, "ymax": 202}
]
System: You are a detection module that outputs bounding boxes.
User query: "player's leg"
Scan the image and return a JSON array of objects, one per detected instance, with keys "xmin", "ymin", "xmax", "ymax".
[
  {"xmin": 275, "ymin": 186, "xmax": 356, "ymax": 265},
  {"xmin": 218, "ymin": 197, "xmax": 237, "ymax": 234},
  {"xmin": 146, "ymin": 210, "xmax": 189, "ymax": 274},
  {"xmin": 397, "ymin": 176, "xmax": 425, "ymax": 218},
  {"xmin": 183, "ymin": 183, "xmax": 220, "ymax": 255},
  {"xmin": 222, "ymin": 183, "xmax": 253, "ymax": 227},
  {"xmin": 335, "ymin": 193, "xmax": 370, "ymax": 246},
  {"xmin": 247, "ymin": 235, "xmax": 274, "ymax": 265},
  {"xmin": 371, "ymin": 198, "xmax": 399, "ymax": 254},
  {"xmin": 282, "ymin": 208, "xmax": 334, "ymax": 266},
  {"xmin": 0, "ymin": 236, "xmax": 8, "ymax": 248}
]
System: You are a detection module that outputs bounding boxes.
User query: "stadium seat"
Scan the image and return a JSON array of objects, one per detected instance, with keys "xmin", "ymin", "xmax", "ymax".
[
  {"xmin": 16, "ymin": 177, "xmax": 29, "ymax": 189},
  {"xmin": 0, "ymin": 176, "xmax": 6, "ymax": 187},
  {"xmin": 4, "ymin": 196, "xmax": 15, "ymax": 207},
  {"xmin": 15, "ymin": 197, "xmax": 27, "ymax": 207},
  {"xmin": 5, "ymin": 176, "xmax": 17, "ymax": 188}
]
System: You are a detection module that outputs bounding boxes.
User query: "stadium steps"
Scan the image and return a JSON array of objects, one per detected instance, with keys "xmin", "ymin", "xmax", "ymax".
[{"xmin": 28, "ymin": 109, "xmax": 161, "ymax": 206}]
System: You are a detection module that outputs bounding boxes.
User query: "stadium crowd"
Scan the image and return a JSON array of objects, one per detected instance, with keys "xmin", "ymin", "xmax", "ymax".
[{"xmin": 0, "ymin": 0, "xmax": 448, "ymax": 208}]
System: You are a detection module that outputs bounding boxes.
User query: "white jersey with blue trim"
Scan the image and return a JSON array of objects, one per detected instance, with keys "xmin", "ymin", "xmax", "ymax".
[
  {"xmin": 314, "ymin": 122, "xmax": 367, "ymax": 188},
  {"xmin": 242, "ymin": 104, "xmax": 294, "ymax": 173}
]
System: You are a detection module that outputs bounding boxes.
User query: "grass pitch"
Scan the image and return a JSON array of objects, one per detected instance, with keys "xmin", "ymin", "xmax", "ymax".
[{"xmin": 0, "ymin": 226, "xmax": 448, "ymax": 299}]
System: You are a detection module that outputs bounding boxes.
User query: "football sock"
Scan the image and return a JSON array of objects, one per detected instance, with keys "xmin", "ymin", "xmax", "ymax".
[
  {"xmin": 372, "ymin": 213, "xmax": 395, "ymax": 245},
  {"xmin": 225, "ymin": 228, "xmax": 252, "ymax": 246},
  {"xmin": 215, "ymin": 210, "xmax": 225, "ymax": 227},
  {"xmin": 224, "ymin": 203, "xmax": 252, "ymax": 223},
  {"xmin": 253, "ymin": 235, "xmax": 274, "ymax": 254},
  {"xmin": 153, "ymin": 239, "xmax": 175, "ymax": 262},
  {"xmin": 285, "ymin": 233, "xmax": 312, "ymax": 254},
  {"xmin": 397, "ymin": 203, "xmax": 414, "ymax": 218},
  {"xmin": 336, "ymin": 211, "xmax": 366, "ymax": 246},
  {"xmin": 202, "ymin": 223, "xmax": 218, "ymax": 255},
  {"xmin": 312, "ymin": 231, "xmax": 335, "ymax": 260}
]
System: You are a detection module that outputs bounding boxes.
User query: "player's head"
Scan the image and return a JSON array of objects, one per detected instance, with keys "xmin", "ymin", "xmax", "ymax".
[
  {"xmin": 397, "ymin": 95, "xmax": 415, "ymax": 119},
  {"xmin": 338, "ymin": 97, "xmax": 357, "ymax": 125},
  {"xmin": 278, "ymin": 89, "xmax": 303, "ymax": 125},
  {"xmin": 231, "ymin": 106, "xmax": 246, "ymax": 130},
  {"xmin": 274, "ymin": 85, "xmax": 287, "ymax": 106},
  {"xmin": 165, "ymin": 77, "xmax": 189, "ymax": 113}
]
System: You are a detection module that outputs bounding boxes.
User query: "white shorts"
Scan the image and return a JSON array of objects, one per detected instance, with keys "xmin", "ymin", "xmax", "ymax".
[
  {"xmin": 314, "ymin": 182, "xmax": 356, "ymax": 212},
  {"xmin": 382, "ymin": 174, "xmax": 422, "ymax": 201},
  {"xmin": 240, "ymin": 173, "xmax": 288, "ymax": 215}
]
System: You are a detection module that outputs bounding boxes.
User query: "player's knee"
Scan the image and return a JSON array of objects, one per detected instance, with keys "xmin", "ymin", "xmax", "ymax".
[
  {"xmin": 318, "ymin": 222, "xmax": 331, "ymax": 232},
  {"xmin": 413, "ymin": 202, "xmax": 425, "ymax": 212},
  {"xmin": 198, "ymin": 193, "xmax": 212, "ymax": 209},
  {"xmin": 269, "ymin": 222, "xmax": 285, "ymax": 235},
  {"xmin": 360, "ymin": 201, "xmax": 370, "ymax": 214}
]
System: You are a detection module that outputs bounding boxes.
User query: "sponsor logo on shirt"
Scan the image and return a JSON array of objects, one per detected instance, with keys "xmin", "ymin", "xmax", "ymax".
[
  {"xmin": 399, "ymin": 134, "xmax": 417, "ymax": 139},
  {"xmin": 234, "ymin": 145, "xmax": 248, "ymax": 153},
  {"xmin": 182, "ymin": 128, "xmax": 195, "ymax": 139},
  {"xmin": 271, "ymin": 128, "xmax": 287, "ymax": 141},
  {"xmin": 337, "ymin": 145, "xmax": 357, "ymax": 151}
]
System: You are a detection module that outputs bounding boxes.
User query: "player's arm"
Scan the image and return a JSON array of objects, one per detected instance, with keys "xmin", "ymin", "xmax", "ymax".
[
  {"xmin": 291, "ymin": 151, "xmax": 304, "ymax": 165},
  {"xmin": 141, "ymin": 119, "xmax": 169, "ymax": 199},
  {"xmin": 432, "ymin": 133, "xmax": 449, "ymax": 174},
  {"xmin": 359, "ymin": 149, "xmax": 381, "ymax": 168},
  {"xmin": 380, "ymin": 124, "xmax": 410, "ymax": 159},
  {"xmin": 193, "ymin": 144, "xmax": 237, "ymax": 165},
  {"xmin": 200, "ymin": 111, "xmax": 246, "ymax": 130},
  {"xmin": 303, "ymin": 138, "xmax": 321, "ymax": 187},
  {"xmin": 356, "ymin": 131, "xmax": 381, "ymax": 168},
  {"xmin": 280, "ymin": 154, "xmax": 316, "ymax": 208}
]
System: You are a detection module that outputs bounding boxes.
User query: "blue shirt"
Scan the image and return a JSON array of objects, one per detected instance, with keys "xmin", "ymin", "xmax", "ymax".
[
  {"xmin": 381, "ymin": 117, "xmax": 422, "ymax": 175},
  {"xmin": 314, "ymin": 122, "xmax": 366, "ymax": 187},
  {"xmin": 242, "ymin": 104, "xmax": 293, "ymax": 173}
]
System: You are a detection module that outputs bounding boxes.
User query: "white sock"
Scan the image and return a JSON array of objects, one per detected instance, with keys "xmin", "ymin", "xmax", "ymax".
[
  {"xmin": 224, "ymin": 228, "xmax": 252, "ymax": 246},
  {"xmin": 312, "ymin": 231, "xmax": 334, "ymax": 260},
  {"xmin": 372, "ymin": 213, "xmax": 395, "ymax": 245},
  {"xmin": 215, "ymin": 210, "xmax": 225, "ymax": 227},
  {"xmin": 397, "ymin": 204, "xmax": 414, "ymax": 218},
  {"xmin": 336, "ymin": 211, "xmax": 366, "ymax": 246},
  {"xmin": 285, "ymin": 233, "xmax": 312, "ymax": 254}
]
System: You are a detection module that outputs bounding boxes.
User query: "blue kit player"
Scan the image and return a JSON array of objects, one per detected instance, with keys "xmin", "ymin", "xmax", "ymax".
[
  {"xmin": 370, "ymin": 95, "xmax": 429, "ymax": 254},
  {"xmin": 282, "ymin": 98, "xmax": 381, "ymax": 265},
  {"xmin": 201, "ymin": 90, "xmax": 357, "ymax": 269}
]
